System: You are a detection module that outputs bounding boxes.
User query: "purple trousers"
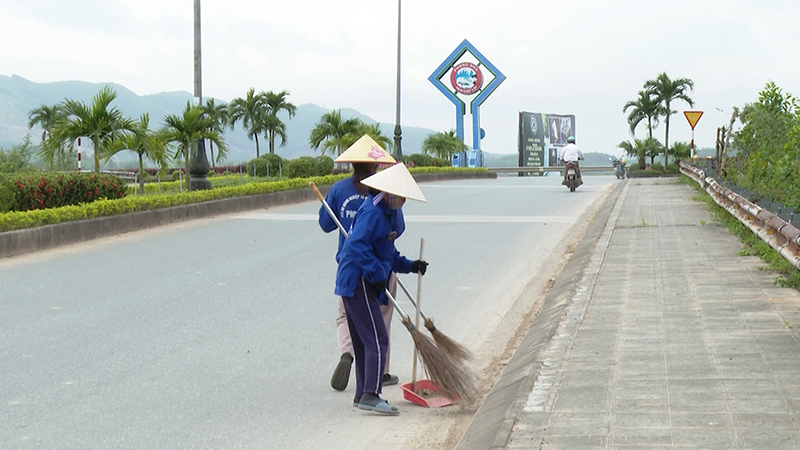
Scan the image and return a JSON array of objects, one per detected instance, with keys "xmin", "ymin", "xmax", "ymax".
[{"xmin": 342, "ymin": 278, "xmax": 389, "ymax": 399}]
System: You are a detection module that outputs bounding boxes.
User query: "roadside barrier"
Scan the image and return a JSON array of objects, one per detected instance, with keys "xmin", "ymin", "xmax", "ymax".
[{"xmin": 679, "ymin": 161, "xmax": 800, "ymax": 270}]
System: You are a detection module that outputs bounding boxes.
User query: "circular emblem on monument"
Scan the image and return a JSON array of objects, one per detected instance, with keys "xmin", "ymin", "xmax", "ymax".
[
  {"xmin": 450, "ymin": 62, "xmax": 483, "ymax": 95},
  {"xmin": 530, "ymin": 115, "xmax": 538, "ymax": 134}
]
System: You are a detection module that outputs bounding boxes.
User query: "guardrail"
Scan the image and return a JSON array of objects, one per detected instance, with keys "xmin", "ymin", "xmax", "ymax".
[
  {"xmin": 488, "ymin": 166, "xmax": 616, "ymax": 174},
  {"xmin": 680, "ymin": 161, "xmax": 800, "ymax": 270}
]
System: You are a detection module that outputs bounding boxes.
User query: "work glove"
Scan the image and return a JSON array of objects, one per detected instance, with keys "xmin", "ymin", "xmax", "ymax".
[
  {"xmin": 373, "ymin": 278, "xmax": 387, "ymax": 295},
  {"xmin": 411, "ymin": 260, "xmax": 428, "ymax": 276}
]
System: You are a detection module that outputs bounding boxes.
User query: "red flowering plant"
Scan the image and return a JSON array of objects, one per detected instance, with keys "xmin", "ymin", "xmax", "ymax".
[{"xmin": 1, "ymin": 172, "xmax": 127, "ymax": 212}]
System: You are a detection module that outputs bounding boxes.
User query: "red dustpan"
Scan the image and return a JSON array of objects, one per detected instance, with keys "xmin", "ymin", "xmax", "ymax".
[
  {"xmin": 402, "ymin": 379, "xmax": 457, "ymax": 408},
  {"xmin": 402, "ymin": 238, "xmax": 457, "ymax": 408}
]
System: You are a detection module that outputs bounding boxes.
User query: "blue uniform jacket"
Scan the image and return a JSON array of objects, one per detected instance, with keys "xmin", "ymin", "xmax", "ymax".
[
  {"xmin": 334, "ymin": 195, "xmax": 413, "ymax": 299},
  {"xmin": 319, "ymin": 177, "xmax": 405, "ymax": 263}
]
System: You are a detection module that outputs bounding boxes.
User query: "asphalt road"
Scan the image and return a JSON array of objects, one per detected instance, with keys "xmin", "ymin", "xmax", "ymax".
[{"xmin": 0, "ymin": 174, "xmax": 616, "ymax": 449}]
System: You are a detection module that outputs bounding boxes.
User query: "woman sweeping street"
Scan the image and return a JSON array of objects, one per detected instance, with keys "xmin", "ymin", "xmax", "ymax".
[{"xmin": 334, "ymin": 163, "xmax": 428, "ymax": 415}]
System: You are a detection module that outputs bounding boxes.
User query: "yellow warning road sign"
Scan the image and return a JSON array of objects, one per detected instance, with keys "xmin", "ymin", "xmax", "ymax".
[{"xmin": 684, "ymin": 111, "xmax": 703, "ymax": 129}]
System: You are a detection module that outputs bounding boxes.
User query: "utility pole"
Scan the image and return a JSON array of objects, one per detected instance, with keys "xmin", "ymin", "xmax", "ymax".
[
  {"xmin": 190, "ymin": 0, "xmax": 212, "ymax": 190},
  {"xmin": 392, "ymin": 0, "xmax": 403, "ymax": 161}
]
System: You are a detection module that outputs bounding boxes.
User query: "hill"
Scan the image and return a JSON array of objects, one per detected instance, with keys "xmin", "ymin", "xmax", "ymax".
[{"xmin": 0, "ymin": 75, "xmax": 444, "ymax": 166}]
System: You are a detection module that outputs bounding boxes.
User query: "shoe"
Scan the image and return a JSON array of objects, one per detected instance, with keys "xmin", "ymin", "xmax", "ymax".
[
  {"xmin": 382, "ymin": 374, "xmax": 399, "ymax": 386},
  {"xmin": 358, "ymin": 393, "xmax": 399, "ymax": 415},
  {"xmin": 331, "ymin": 353, "xmax": 353, "ymax": 391},
  {"xmin": 353, "ymin": 395, "xmax": 360, "ymax": 407}
]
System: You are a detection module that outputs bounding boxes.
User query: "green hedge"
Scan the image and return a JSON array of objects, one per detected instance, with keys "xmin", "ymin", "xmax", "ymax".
[
  {"xmin": 0, "ymin": 166, "xmax": 487, "ymax": 233},
  {"xmin": 1, "ymin": 172, "xmax": 127, "ymax": 213},
  {"xmin": 0, "ymin": 174, "xmax": 346, "ymax": 232}
]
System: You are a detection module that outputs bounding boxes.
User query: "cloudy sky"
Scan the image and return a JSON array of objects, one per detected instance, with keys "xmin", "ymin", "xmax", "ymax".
[{"xmin": 1, "ymin": 0, "xmax": 798, "ymax": 156}]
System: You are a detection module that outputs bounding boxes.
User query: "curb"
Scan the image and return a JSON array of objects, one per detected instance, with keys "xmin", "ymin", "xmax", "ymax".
[
  {"xmin": 0, "ymin": 171, "xmax": 495, "ymax": 259},
  {"xmin": 456, "ymin": 180, "xmax": 625, "ymax": 450}
]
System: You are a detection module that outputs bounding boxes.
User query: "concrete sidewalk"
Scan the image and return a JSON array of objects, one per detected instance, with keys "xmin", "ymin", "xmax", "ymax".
[{"xmin": 460, "ymin": 178, "xmax": 800, "ymax": 449}]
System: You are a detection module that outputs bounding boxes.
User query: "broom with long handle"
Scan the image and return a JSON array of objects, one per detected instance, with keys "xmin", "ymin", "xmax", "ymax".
[
  {"xmin": 309, "ymin": 182, "xmax": 472, "ymax": 363},
  {"xmin": 395, "ymin": 277, "xmax": 472, "ymax": 362},
  {"xmin": 309, "ymin": 182, "xmax": 474, "ymax": 401}
]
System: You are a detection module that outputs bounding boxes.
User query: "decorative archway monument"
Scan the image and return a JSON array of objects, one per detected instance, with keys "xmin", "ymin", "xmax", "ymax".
[{"xmin": 429, "ymin": 39, "xmax": 505, "ymax": 167}]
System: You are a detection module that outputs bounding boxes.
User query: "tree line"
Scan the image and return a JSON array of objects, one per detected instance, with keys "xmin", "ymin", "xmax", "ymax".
[{"xmin": 17, "ymin": 86, "xmax": 468, "ymax": 190}]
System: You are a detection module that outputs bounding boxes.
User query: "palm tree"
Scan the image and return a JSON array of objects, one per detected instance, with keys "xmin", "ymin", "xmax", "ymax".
[
  {"xmin": 28, "ymin": 104, "xmax": 65, "ymax": 145},
  {"xmin": 622, "ymin": 90, "xmax": 664, "ymax": 138},
  {"xmin": 229, "ymin": 88, "xmax": 267, "ymax": 157},
  {"xmin": 642, "ymin": 137, "xmax": 664, "ymax": 167},
  {"xmin": 161, "ymin": 102, "xmax": 226, "ymax": 192},
  {"xmin": 670, "ymin": 141, "xmax": 692, "ymax": 161},
  {"xmin": 644, "ymin": 72, "xmax": 694, "ymax": 167},
  {"xmin": 107, "ymin": 113, "xmax": 168, "ymax": 194},
  {"xmin": 618, "ymin": 139, "xmax": 645, "ymax": 170},
  {"xmin": 50, "ymin": 85, "xmax": 136, "ymax": 173},
  {"xmin": 422, "ymin": 130, "xmax": 468, "ymax": 160},
  {"xmin": 202, "ymin": 98, "xmax": 229, "ymax": 168},
  {"xmin": 308, "ymin": 109, "xmax": 362, "ymax": 156},
  {"xmin": 339, "ymin": 122, "xmax": 392, "ymax": 151},
  {"xmin": 261, "ymin": 90, "xmax": 296, "ymax": 154}
]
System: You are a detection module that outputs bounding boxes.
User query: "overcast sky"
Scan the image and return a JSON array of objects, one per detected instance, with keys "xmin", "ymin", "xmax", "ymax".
[{"xmin": 2, "ymin": 0, "xmax": 798, "ymax": 156}]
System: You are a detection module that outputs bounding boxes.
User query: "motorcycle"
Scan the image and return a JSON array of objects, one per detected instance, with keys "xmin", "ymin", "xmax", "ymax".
[
  {"xmin": 563, "ymin": 160, "xmax": 583, "ymax": 192},
  {"xmin": 610, "ymin": 156, "xmax": 628, "ymax": 179}
]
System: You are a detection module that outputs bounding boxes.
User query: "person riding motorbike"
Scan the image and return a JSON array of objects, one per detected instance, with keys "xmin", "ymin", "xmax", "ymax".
[{"xmin": 558, "ymin": 136, "xmax": 584, "ymax": 185}]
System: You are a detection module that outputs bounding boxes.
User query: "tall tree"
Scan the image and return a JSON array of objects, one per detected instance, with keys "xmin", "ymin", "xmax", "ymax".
[
  {"xmin": 28, "ymin": 104, "xmax": 65, "ymax": 145},
  {"xmin": 50, "ymin": 85, "xmax": 136, "ymax": 173},
  {"xmin": 229, "ymin": 88, "xmax": 266, "ymax": 158},
  {"xmin": 644, "ymin": 72, "xmax": 694, "ymax": 167},
  {"xmin": 421, "ymin": 130, "xmax": 468, "ymax": 160},
  {"xmin": 161, "ymin": 102, "xmax": 226, "ymax": 192},
  {"xmin": 202, "ymin": 98, "xmax": 229, "ymax": 168},
  {"xmin": 308, "ymin": 109, "xmax": 362, "ymax": 156},
  {"xmin": 260, "ymin": 90, "xmax": 296, "ymax": 154},
  {"xmin": 622, "ymin": 90, "xmax": 663, "ymax": 138},
  {"xmin": 107, "ymin": 113, "xmax": 167, "ymax": 194}
]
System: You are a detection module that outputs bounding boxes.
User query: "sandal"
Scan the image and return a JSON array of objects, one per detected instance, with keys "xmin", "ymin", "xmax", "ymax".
[{"xmin": 358, "ymin": 393, "xmax": 399, "ymax": 415}]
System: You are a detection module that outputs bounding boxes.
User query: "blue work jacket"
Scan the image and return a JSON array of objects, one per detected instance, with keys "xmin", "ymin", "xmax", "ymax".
[
  {"xmin": 319, "ymin": 177, "xmax": 405, "ymax": 263},
  {"xmin": 334, "ymin": 195, "xmax": 413, "ymax": 299}
]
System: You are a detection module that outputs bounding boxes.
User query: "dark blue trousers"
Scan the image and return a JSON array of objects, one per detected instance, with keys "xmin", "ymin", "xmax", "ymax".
[{"xmin": 342, "ymin": 278, "xmax": 388, "ymax": 399}]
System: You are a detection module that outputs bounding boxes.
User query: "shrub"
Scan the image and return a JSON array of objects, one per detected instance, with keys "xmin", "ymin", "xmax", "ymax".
[
  {"xmin": 407, "ymin": 153, "xmax": 435, "ymax": 167},
  {"xmin": 1, "ymin": 172, "xmax": 127, "ymax": 212},
  {"xmin": 284, "ymin": 156, "xmax": 317, "ymax": 178},
  {"xmin": 259, "ymin": 153, "xmax": 283, "ymax": 177},
  {"xmin": 314, "ymin": 155, "xmax": 334, "ymax": 176}
]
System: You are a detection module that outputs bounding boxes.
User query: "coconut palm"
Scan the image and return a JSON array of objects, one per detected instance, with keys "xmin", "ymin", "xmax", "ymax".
[
  {"xmin": 161, "ymin": 102, "xmax": 226, "ymax": 192},
  {"xmin": 107, "ymin": 113, "xmax": 168, "ymax": 194},
  {"xmin": 50, "ymin": 85, "xmax": 136, "ymax": 173},
  {"xmin": 422, "ymin": 130, "xmax": 468, "ymax": 160},
  {"xmin": 622, "ymin": 90, "xmax": 664, "ymax": 138},
  {"xmin": 202, "ymin": 98, "xmax": 229, "ymax": 168},
  {"xmin": 644, "ymin": 73, "xmax": 694, "ymax": 167},
  {"xmin": 28, "ymin": 104, "xmax": 66, "ymax": 145},
  {"xmin": 308, "ymin": 109, "xmax": 362, "ymax": 156},
  {"xmin": 261, "ymin": 90, "xmax": 296, "ymax": 155},
  {"xmin": 229, "ymin": 88, "xmax": 267, "ymax": 158}
]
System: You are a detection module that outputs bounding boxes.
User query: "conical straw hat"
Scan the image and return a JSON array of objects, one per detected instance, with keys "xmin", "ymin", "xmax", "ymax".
[
  {"xmin": 361, "ymin": 163, "xmax": 427, "ymax": 203},
  {"xmin": 334, "ymin": 134, "xmax": 396, "ymax": 164}
]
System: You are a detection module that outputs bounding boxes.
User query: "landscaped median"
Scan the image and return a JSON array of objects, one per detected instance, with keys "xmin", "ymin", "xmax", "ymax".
[{"xmin": 0, "ymin": 167, "xmax": 494, "ymax": 258}]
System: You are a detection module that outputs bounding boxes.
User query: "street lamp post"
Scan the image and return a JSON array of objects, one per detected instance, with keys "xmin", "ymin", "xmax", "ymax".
[
  {"xmin": 393, "ymin": 0, "xmax": 403, "ymax": 161},
  {"xmin": 190, "ymin": 0, "xmax": 212, "ymax": 190}
]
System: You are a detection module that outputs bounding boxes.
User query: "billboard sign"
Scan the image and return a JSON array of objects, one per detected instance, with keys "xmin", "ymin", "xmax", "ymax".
[{"xmin": 519, "ymin": 112, "xmax": 575, "ymax": 169}]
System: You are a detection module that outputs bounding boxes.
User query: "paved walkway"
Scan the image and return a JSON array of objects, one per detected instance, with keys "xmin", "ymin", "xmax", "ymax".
[{"xmin": 460, "ymin": 178, "xmax": 800, "ymax": 449}]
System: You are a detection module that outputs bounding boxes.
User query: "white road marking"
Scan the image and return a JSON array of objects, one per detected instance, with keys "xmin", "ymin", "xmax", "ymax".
[{"xmin": 232, "ymin": 213, "xmax": 572, "ymax": 223}]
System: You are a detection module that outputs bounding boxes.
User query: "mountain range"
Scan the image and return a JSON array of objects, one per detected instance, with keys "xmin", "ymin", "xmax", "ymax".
[{"xmin": 0, "ymin": 74, "xmax": 441, "ymax": 166}]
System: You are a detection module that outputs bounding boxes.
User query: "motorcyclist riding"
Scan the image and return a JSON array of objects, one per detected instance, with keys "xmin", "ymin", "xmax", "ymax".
[{"xmin": 559, "ymin": 136, "xmax": 584, "ymax": 186}]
